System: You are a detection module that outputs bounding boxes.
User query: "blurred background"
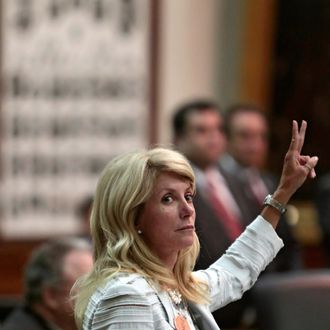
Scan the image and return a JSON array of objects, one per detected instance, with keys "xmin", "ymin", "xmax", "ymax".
[{"xmin": 0, "ymin": 0, "xmax": 329, "ymax": 324}]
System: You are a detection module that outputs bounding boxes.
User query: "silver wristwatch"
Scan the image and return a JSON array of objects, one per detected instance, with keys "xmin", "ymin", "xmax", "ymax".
[{"xmin": 263, "ymin": 194, "xmax": 287, "ymax": 215}]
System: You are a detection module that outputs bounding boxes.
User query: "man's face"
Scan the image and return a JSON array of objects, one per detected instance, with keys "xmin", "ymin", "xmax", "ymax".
[
  {"xmin": 177, "ymin": 109, "xmax": 227, "ymax": 169},
  {"xmin": 228, "ymin": 111, "xmax": 269, "ymax": 168},
  {"xmin": 49, "ymin": 249, "xmax": 93, "ymax": 329}
]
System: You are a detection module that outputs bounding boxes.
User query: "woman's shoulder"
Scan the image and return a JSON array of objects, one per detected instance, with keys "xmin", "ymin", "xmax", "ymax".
[
  {"xmin": 98, "ymin": 272, "xmax": 155, "ymax": 299},
  {"xmin": 84, "ymin": 273, "xmax": 158, "ymax": 328}
]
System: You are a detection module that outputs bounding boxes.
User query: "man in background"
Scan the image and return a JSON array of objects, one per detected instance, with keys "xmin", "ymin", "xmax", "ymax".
[
  {"xmin": 221, "ymin": 103, "xmax": 302, "ymax": 272},
  {"xmin": 2, "ymin": 238, "xmax": 93, "ymax": 330},
  {"xmin": 172, "ymin": 99, "xmax": 254, "ymax": 329}
]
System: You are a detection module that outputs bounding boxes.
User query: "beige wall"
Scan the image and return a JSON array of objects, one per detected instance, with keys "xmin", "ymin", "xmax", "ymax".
[
  {"xmin": 156, "ymin": 0, "xmax": 276, "ymax": 144},
  {"xmin": 157, "ymin": 0, "xmax": 219, "ymax": 144}
]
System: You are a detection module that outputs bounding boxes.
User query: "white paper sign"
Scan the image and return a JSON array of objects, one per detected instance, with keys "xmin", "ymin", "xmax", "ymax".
[{"xmin": 0, "ymin": 0, "xmax": 150, "ymax": 238}]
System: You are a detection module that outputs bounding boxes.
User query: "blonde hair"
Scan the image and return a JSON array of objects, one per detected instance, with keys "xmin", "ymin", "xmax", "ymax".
[{"xmin": 73, "ymin": 147, "xmax": 208, "ymax": 327}]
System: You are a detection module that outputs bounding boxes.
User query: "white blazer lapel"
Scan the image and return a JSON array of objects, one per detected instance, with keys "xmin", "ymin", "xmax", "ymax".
[{"xmin": 157, "ymin": 290, "xmax": 176, "ymax": 329}]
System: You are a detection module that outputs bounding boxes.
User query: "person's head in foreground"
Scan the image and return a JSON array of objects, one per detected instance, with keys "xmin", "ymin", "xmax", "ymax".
[{"xmin": 74, "ymin": 121, "xmax": 318, "ymax": 329}]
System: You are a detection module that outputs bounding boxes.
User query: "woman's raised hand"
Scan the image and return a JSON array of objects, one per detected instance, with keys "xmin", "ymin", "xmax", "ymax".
[{"xmin": 276, "ymin": 120, "xmax": 318, "ymax": 202}]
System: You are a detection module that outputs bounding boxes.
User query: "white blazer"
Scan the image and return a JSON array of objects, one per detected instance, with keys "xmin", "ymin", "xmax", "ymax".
[{"xmin": 83, "ymin": 216, "xmax": 283, "ymax": 329}]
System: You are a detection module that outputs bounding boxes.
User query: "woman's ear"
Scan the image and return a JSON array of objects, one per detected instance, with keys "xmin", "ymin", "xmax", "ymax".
[
  {"xmin": 135, "ymin": 219, "xmax": 143, "ymax": 235},
  {"xmin": 42, "ymin": 286, "xmax": 59, "ymax": 309}
]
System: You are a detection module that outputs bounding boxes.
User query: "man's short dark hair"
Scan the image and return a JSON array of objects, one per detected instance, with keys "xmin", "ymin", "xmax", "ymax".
[
  {"xmin": 224, "ymin": 103, "xmax": 268, "ymax": 137},
  {"xmin": 172, "ymin": 99, "xmax": 220, "ymax": 138}
]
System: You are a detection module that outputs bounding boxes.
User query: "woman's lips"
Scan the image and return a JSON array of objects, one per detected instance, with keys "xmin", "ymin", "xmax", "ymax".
[{"xmin": 176, "ymin": 225, "xmax": 195, "ymax": 231}]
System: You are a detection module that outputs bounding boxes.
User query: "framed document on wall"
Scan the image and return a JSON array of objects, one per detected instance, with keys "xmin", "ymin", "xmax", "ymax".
[{"xmin": 0, "ymin": 0, "xmax": 153, "ymax": 238}]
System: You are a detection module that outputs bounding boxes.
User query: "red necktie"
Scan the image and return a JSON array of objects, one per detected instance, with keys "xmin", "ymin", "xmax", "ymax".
[
  {"xmin": 206, "ymin": 178, "xmax": 243, "ymax": 241},
  {"xmin": 246, "ymin": 170, "xmax": 268, "ymax": 206}
]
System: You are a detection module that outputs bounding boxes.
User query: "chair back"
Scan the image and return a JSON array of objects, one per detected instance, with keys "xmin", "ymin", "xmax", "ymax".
[{"xmin": 252, "ymin": 270, "xmax": 330, "ymax": 330}]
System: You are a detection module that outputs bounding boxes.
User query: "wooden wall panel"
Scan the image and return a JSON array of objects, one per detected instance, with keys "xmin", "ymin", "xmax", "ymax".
[
  {"xmin": 0, "ymin": 240, "xmax": 43, "ymax": 296},
  {"xmin": 240, "ymin": 0, "xmax": 277, "ymax": 111}
]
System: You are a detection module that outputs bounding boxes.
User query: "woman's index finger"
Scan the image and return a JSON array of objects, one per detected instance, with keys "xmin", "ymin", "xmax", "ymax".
[
  {"xmin": 297, "ymin": 120, "xmax": 307, "ymax": 153},
  {"xmin": 288, "ymin": 120, "xmax": 299, "ymax": 151}
]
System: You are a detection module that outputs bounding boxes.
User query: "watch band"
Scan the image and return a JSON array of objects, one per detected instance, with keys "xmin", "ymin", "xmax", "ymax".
[{"xmin": 263, "ymin": 194, "xmax": 287, "ymax": 215}]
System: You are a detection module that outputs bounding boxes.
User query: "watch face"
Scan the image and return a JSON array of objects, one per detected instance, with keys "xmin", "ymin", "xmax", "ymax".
[
  {"xmin": 264, "ymin": 195, "xmax": 286, "ymax": 214},
  {"xmin": 264, "ymin": 194, "xmax": 272, "ymax": 204}
]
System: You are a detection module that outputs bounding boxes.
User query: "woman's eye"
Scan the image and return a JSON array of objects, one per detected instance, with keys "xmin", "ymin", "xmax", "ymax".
[
  {"xmin": 185, "ymin": 194, "xmax": 194, "ymax": 202},
  {"xmin": 162, "ymin": 195, "xmax": 173, "ymax": 203}
]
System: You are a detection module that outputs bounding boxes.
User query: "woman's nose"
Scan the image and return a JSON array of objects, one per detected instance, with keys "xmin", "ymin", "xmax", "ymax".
[{"xmin": 180, "ymin": 200, "xmax": 194, "ymax": 218}]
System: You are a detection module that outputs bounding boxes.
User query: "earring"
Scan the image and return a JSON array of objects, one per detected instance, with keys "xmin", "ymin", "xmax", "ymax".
[{"xmin": 137, "ymin": 229, "xmax": 142, "ymax": 235}]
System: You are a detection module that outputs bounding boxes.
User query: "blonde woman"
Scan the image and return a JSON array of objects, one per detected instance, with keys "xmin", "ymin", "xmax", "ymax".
[{"xmin": 74, "ymin": 121, "xmax": 318, "ymax": 330}]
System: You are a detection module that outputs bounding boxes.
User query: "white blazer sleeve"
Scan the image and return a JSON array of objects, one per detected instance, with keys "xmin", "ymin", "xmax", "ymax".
[{"xmin": 194, "ymin": 215, "xmax": 284, "ymax": 312}]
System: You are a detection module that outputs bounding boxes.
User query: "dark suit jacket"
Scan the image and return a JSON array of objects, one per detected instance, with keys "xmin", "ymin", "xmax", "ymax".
[
  {"xmin": 194, "ymin": 165, "xmax": 254, "ymax": 269},
  {"xmin": 193, "ymin": 160, "xmax": 287, "ymax": 268},
  {"xmin": 220, "ymin": 154, "xmax": 302, "ymax": 272},
  {"xmin": 2, "ymin": 306, "xmax": 53, "ymax": 330},
  {"xmin": 193, "ymin": 163, "xmax": 261, "ymax": 328}
]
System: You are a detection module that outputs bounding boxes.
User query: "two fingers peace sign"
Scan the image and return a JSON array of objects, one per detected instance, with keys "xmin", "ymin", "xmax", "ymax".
[{"xmin": 281, "ymin": 120, "xmax": 318, "ymax": 195}]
